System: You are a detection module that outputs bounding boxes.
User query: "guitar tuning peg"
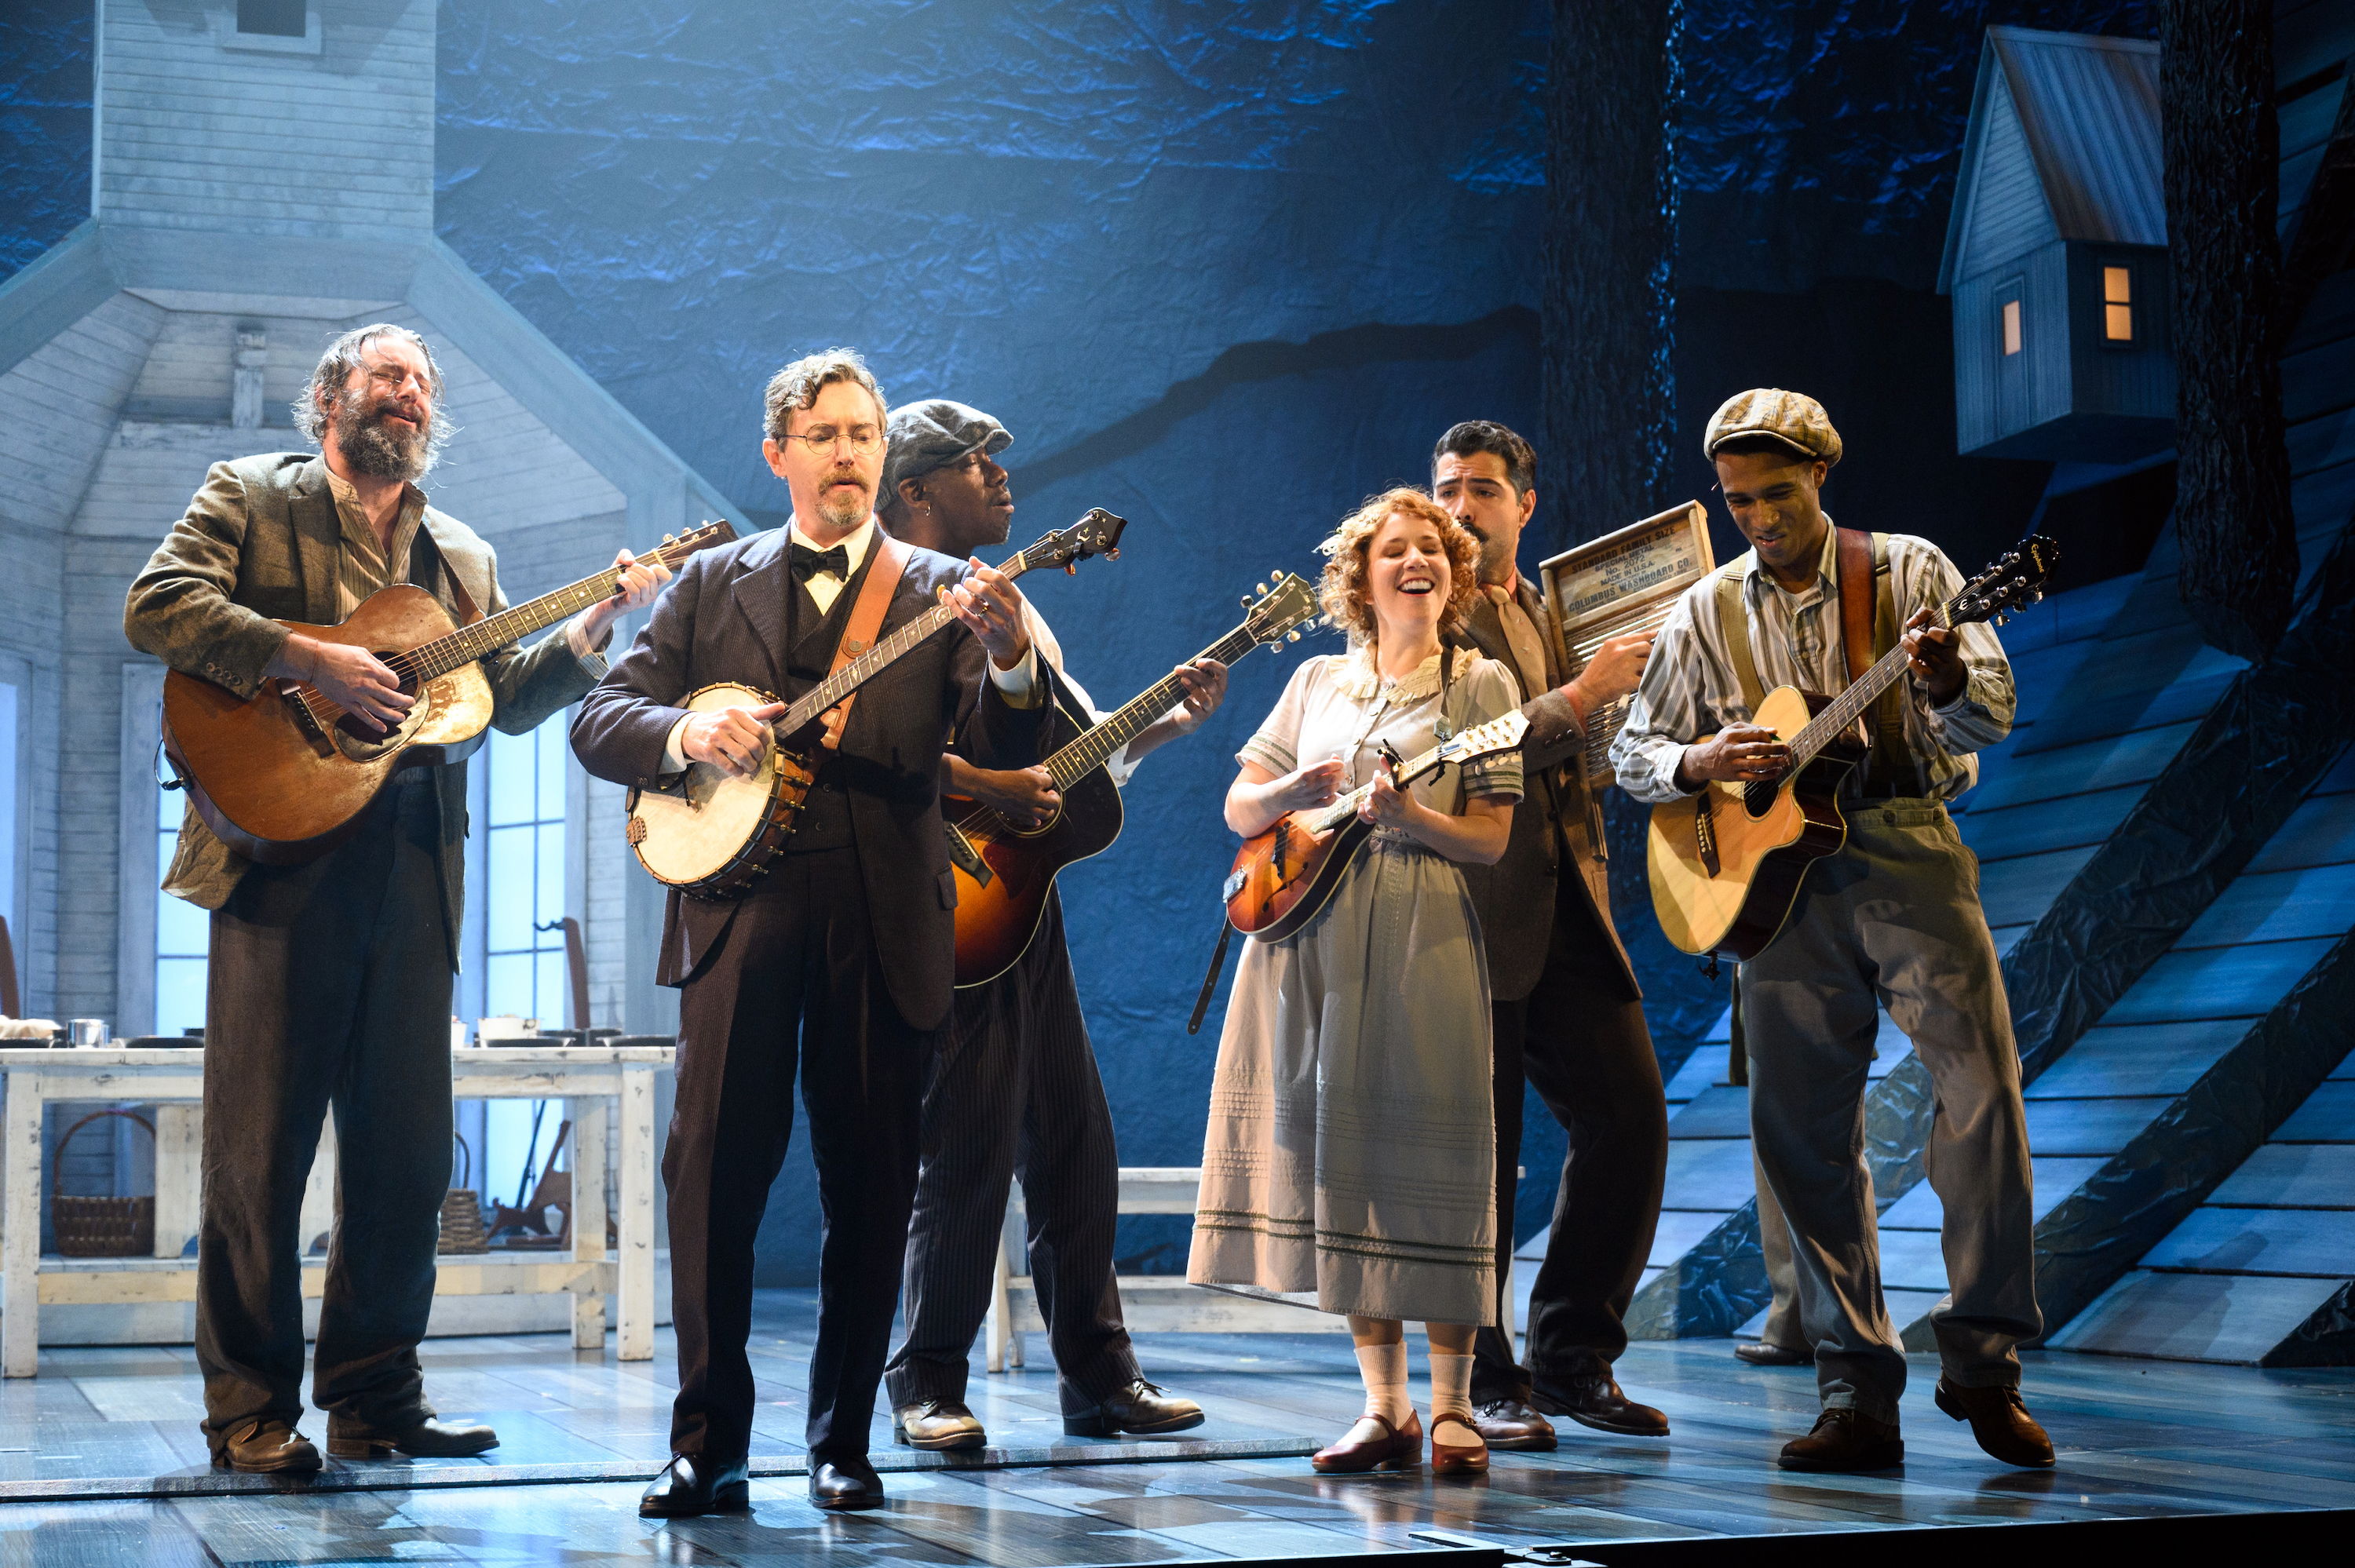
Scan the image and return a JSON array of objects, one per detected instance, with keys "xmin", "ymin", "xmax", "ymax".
[
  {"xmin": 1257, "ymin": 582, "xmax": 1269, "ymax": 595},
  {"xmin": 1287, "ymin": 629, "xmax": 1302, "ymax": 643},
  {"xmin": 1241, "ymin": 595, "xmax": 1252, "ymax": 607}
]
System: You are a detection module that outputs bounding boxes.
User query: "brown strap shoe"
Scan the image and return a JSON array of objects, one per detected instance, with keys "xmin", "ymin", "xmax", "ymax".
[
  {"xmin": 1429, "ymin": 1412, "xmax": 1490, "ymax": 1475},
  {"xmin": 1935, "ymin": 1379, "xmax": 2055, "ymax": 1468},
  {"xmin": 1311, "ymin": 1409, "xmax": 1423, "ymax": 1473},
  {"xmin": 1471, "ymin": 1396, "xmax": 1557, "ymax": 1451},
  {"xmin": 214, "ymin": 1417, "xmax": 323, "ymax": 1474},
  {"xmin": 1776, "ymin": 1408, "xmax": 1904, "ymax": 1471}
]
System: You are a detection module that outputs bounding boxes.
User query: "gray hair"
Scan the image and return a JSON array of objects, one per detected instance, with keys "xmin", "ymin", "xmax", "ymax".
[
  {"xmin": 294, "ymin": 323, "xmax": 446, "ymax": 443},
  {"xmin": 763, "ymin": 348, "xmax": 886, "ymax": 442}
]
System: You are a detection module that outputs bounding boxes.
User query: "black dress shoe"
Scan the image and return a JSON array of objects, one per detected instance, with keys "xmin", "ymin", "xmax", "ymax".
[
  {"xmin": 1064, "ymin": 1379, "xmax": 1206, "ymax": 1437},
  {"xmin": 327, "ymin": 1415, "xmax": 499, "ymax": 1459},
  {"xmin": 639, "ymin": 1453, "xmax": 750, "ymax": 1518},
  {"xmin": 810, "ymin": 1457, "xmax": 882, "ymax": 1511},
  {"xmin": 1529, "ymin": 1368, "xmax": 1670, "ymax": 1436},
  {"xmin": 212, "ymin": 1417, "xmax": 322, "ymax": 1474},
  {"xmin": 1777, "ymin": 1408, "xmax": 1904, "ymax": 1471},
  {"xmin": 1735, "ymin": 1340, "xmax": 1813, "ymax": 1367}
]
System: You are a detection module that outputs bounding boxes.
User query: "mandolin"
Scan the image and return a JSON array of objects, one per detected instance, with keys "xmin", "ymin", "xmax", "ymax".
[
  {"xmin": 162, "ymin": 522, "xmax": 739, "ymax": 866},
  {"xmin": 1222, "ymin": 704, "xmax": 1531, "ymax": 943},
  {"xmin": 1646, "ymin": 534, "xmax": 2057, "ymax": 959},
  {"xmin": 627, "ymin": 509, "xmax": 1128, "ymax": 901},
  {"xmin": 948, "ymin": 572, "xmax": 1322, "ymax": 987}
]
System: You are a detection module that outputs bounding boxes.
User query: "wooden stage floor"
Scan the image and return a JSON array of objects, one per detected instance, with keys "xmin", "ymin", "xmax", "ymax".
[{"xmin": 0, "ymin": 1289, "xmax": 2349, "ymax": 1564}]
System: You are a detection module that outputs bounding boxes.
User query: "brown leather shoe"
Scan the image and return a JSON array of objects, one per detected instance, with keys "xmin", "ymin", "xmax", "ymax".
[
  {"xmin": 327, "ymin": 1415, "xmax": 498, "ymax": 1459},
  {"xmin": 1064, "ymin": 1379, "xmax": 1206, "ymax": 1437},
  {"xmin": 1470, "ymin": 1396, "xmax": 1556, "ymax": 1451},
  {"xmin": 1777, "ymin": 1408, "xmax": 1903, "ymax": 1471},
  {"xmin": 1530, "ymin": 1368, "xmax": 1670, "ymax": 1436},
  {"xmin": 1311, "ymin": 1409, "xmax": 1422, "ymax": 1473},
  {"xmin": 1429, "ymin": 1412, "xmax": 1489, "ymax": 1475},
  {"xmin": 213, "ymin": 1417, "xmax": 323, "ymax": 1474},
  {"xmin": 894, "ymin": 1398, "xmax": 986, "ymax": 1451},
  {"xmin": 1935, "ymin": 1379, "xmax": 2055, "ymax": 1468},
  {"xmin": 1734, "ymin": 1340, "xmax": 1813, "ymax": 1367}
]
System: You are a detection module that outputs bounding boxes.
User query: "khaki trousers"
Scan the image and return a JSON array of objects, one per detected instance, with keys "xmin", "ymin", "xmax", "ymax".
[{"xmin": 1741, "ymin": 799, "xmax": 2039, "ymax": 1423}]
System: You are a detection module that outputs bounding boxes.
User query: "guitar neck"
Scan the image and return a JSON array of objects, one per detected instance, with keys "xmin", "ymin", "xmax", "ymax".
[
  {"xmin": 776, "ymin": 545, "xmax": 1045, "ymax": 736},
  {"xmin": 1042, "ymin": 622, "xmax": 1261, "ymax": 789},
  {"xmin": 404, "ymin": 570, "xmax": 630, "ymax": 684},
  {"xmin": 1786, "ymin": 600, "xmax": 1952, "ymax": 768}
]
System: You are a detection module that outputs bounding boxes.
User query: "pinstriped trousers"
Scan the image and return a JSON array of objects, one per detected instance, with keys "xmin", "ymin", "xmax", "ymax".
[{"xmin": 884, "ymin": 891, "xmax": 1141, "ymax": 1415}]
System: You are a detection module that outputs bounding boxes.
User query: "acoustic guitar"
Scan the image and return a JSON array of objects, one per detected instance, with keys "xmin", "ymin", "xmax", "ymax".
[
  {"xmin": 627, "ymin": 509, "xmax": 1128, "ymax": 901},
  {"xmin": 1222, "ymin": 704, "xmax": 1532, "ymax": 943},
  {"xmin": 948, "ymin": 572, "xmax": 1322, "ymax": 987},
  {"xmin": 1646, "ymin": 534, "xmax": 2057, "ymax": 959},
  {"xmin": 162, "ymin": 522, "xmax": 738, "ymax": 866}
]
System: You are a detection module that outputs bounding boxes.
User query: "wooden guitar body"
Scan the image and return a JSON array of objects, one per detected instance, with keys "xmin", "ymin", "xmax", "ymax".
[
  {"xmin": 1223, "ymin": 811, "xmax": 1367, "ymax": 943},
  {"xmin": 162, "ymin": 585, "xmax": 493, "ymax": 866},
  {"xmin": 949, "ymin": 768, "xmax": 1124, "ymax": 987},
  {"xmin": 1645, "ymin": 685, "xmax": 1860, "ymax": 960}
]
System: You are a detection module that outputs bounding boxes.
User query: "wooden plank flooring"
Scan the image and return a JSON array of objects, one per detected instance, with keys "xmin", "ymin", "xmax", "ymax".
[{"xmin": 0, "ymin": 1294, "xmax": 2346, "ymax": 1564}]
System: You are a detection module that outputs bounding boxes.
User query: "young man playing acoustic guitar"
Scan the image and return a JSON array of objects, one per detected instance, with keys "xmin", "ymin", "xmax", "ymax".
[
  {"xmin": 123, "ymin": 324, "xmax": 666, "ymax": 1473},
  {"xmin": 874, "ymin": 399, "xmax": 1224, "ymax": 1450},
  {"xmin": 1612, "ymin": 389, "xmax": 2052, "ymax": 1474}
]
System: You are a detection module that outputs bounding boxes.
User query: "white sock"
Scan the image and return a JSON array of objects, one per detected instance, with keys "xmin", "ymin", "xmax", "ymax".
[
  {"xmin": 1355, "ymin": 1340, "xmax": 1411, "ymax": 1426},
  {"xmin": 1429, "ymin": 1351, "xmax": 1477, "ymax": 1431}
]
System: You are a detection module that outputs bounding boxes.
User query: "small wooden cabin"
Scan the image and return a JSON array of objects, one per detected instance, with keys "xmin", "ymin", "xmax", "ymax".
[{"xmin": 1938, "ymin": 27, "xmax": 2173, "ymax": 462}]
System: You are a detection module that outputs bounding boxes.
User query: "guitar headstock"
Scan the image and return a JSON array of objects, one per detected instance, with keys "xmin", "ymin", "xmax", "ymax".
[
  {"xmin": 1951, "ymin": 533, "xmax": 2059, "ymax": 628},
  {"xmin": 1439, "ymin": 708, "xmax": 1531, "ymax": 765},
  {"xmin": 1240, "ymin": 573, "xmax": 1321, "ymax": 647},
  {"xmin": 644, "ymin": 520, "xmax": 739, "ymax": 569},
  {"xmin": 1021, "ymin": 508, "xmax": 1130, "ymax": 574}
]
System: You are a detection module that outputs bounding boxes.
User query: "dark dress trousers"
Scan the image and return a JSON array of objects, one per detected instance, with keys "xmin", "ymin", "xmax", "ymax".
[
  {"xmin": 122, "ymin": 454, "xmax": 596, "ymax": 1449},
  {"xmin": 886, "ymin": 687, "xmax": 1140, "ymax": 1417},
  {"xmin": 569, "ymin": 528, "xmax": 1042, "ymax": 1463},
  {"xmin": 1458, "ymin": 581, "xmax": 1669, "ymax": 1395}
]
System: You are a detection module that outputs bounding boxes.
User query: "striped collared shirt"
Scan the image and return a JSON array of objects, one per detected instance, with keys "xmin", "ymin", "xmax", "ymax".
[
  {"xmin": 323, "ymin": 466, "xmax": 425, "ymax": 617},
  {"xmin": 1610, "ymin": 521, "xmax": 2014, "ymax": 805}
]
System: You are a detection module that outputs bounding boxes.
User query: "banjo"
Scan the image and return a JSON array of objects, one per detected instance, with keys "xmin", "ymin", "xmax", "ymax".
[{"xmin": 626, "ymin": 509, "xmax": 1130, "ymax": 900}]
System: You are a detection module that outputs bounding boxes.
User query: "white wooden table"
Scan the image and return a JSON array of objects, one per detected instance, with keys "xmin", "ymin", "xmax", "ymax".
[{"xmin": 0, "ymin": 1044, "xmax": 671, "ymax": 1378}]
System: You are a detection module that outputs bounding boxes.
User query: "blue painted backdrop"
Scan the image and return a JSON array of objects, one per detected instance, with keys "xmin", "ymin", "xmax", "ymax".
[{"xmin": 0, "ymin": 0, "xmax": 2153, "ymax": 1279}]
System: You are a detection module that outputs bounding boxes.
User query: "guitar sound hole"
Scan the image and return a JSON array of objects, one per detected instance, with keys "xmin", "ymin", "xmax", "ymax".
[
  {"xmin": 332, "ymin": 658, "xmax": 422, "ymax": 743},
  {"xmin": 1742, "ymin": 779, "xmax": 1776, "ymax": 818}
]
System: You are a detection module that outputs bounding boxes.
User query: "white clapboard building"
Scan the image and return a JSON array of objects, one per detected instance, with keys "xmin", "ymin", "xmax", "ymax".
[{"xmin": 0, "ymin": 1, "xmax": 734, "ymax": 1340}]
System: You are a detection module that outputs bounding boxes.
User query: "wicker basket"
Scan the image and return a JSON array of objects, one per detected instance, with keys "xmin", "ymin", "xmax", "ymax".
[
  {"xmin": 52, "ymin": 1108, "xmax": 156, "ymax": 1257},
  {"xmin": 438, "ymin": 1134, "xmax": 489, "ymax": 1255}
]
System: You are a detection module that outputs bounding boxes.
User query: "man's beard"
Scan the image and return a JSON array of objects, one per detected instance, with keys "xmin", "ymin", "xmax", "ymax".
[
  {"xmin": 815, "ymin": 469, "xmax": 869, "ymax": 529},
  {"xmin": 334, "ymin": 387, "xmax": 439, "ymax": 483}
]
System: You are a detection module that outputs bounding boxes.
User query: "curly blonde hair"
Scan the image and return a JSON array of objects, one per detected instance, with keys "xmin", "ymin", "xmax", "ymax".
[{"xmin": 1316, "ymin": 487, "xmax": 1481, "ymax": 647}]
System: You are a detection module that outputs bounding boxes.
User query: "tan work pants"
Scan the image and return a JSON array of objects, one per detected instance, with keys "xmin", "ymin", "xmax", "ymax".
[{"xmin": 1740, "ymin": 799, "xmax": 2040, "ymax": 1424}]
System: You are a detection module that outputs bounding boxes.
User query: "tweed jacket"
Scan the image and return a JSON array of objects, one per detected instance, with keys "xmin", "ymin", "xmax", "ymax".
[
  {"xmin": 567, "ymin": 527, "xmax": 1042, "ymax": 1034},
  {"xmin": 1456, "ymin": 577, "xmax": 1638, "ymax": 1003},
  {"xmin": 122, "ymin": 454, "xmax": 601, "ymax": 965}
]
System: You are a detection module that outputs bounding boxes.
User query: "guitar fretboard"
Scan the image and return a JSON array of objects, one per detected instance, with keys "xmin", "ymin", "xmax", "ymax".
[
  {"xmin": 1784, "ymin": 597, "xmax": 1957, "ymax": 769},
  {"xmin": 1041, "ymin": 624, "xmax": 1260, "ymax": 789}
]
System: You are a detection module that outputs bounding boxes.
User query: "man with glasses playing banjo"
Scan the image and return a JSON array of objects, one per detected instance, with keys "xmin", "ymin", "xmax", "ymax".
[{"xmin": 571, "ymin": 348, "xmax": 1047, "ymax": 1515}]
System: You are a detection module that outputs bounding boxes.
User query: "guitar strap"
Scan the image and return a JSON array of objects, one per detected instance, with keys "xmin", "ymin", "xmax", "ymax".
[
  {"xmin": 813, "ymin": 534, "xmax": 912, "ymax": 752},
  {"xmin": 1711, "ymin": 556, "xmax": 1765, "ymax": 713},
  {"xmin": 1836, "ymin": 528, "xmax": 1917, "ymax": 795}
]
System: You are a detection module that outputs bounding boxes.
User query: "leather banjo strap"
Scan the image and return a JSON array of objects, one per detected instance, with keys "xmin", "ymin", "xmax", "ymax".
[{"xmin": 815, "ymin": 534, "xmax": 913, "ymax": 751}]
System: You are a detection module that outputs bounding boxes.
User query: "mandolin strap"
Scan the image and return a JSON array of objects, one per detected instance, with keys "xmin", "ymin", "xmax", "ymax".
[{"xmin": 814, "ymin": 534, "xmax": 912, "ymax": 751}]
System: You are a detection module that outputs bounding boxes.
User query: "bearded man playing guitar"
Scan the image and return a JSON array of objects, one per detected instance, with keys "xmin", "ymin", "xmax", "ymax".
[
  {"xmin": 571, "ymin": 352, "xmax": 1046, "ymax": 1516},
  {"xmin": 1612, "ymin": 389, "xmax": 2052, "ymax": 1475},
  {"xmin": 122, "ymin": 324, "xmax": 666, "ymax": 1475},
  {"xmin": 871, "ymin": 399, "xmax": 1225, "ymax": 1451}
]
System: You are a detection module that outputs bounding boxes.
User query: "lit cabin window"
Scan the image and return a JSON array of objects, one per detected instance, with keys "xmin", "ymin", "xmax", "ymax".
[
  {"xmin": 2103, "ymin": 266, "xmax": 2134, "ymax": 341},
  {"xmin": 237, "ymin": 0, "xmax": 306, "ymax": 38},
  {"xmin": 2002, "ymin": 298, "xmax": 2022, "ymax": 356}
]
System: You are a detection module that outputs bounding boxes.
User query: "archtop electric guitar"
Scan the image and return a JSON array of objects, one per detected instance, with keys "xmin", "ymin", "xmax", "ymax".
[
  {"xmin": 949, "ymin": 572, "xmax": 1322, "ymax": 986},
  {"xmin": 162, "ymin": 522, "xmax": 738, "ymax": 866},
  {"xmin": 1645, "ymin": 534, "xmax": 2057, "ymax": 959}
]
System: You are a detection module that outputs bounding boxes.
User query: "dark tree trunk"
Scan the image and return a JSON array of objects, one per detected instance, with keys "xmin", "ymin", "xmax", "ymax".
[
  {"xmin": 1542, "ymin": 0, "xmax": 1678, "ymax": 554},
  {"xmin": 2163, "ymin": 0, "xmax": 2298, "ymax": 661}
]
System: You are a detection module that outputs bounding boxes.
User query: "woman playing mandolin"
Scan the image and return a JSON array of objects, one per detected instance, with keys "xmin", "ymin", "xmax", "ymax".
[{"xmin": 1188, "ymin": 488, "xmax": 1521, "ymax": 1476}]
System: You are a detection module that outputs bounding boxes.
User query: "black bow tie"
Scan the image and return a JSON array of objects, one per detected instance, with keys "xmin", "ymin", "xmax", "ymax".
[{"xmin": 790, "ymin": 542, "xmax": 849, "ymax": 583}]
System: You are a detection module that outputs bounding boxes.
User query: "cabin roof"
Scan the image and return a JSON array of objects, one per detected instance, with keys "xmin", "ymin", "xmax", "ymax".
[{"xmin": 1938, "ymin": 27, "xmax": 2163, "ymax": 294}]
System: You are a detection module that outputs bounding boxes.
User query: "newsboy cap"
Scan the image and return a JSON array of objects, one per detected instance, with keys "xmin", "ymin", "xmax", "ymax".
[
  {"xmin": 882, "ymin": 399, "xmax": 1012, "ymax": 503},
  {"xmin": 1703, "ymin": 388, "xmax": 1843, "ymax": 467}
]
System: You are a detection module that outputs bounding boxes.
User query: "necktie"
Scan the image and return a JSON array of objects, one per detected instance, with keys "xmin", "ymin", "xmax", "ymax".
[
  {"xmin": 1484, "ymin": 584, "xmax": 1550, "ymax": 701},
  {"xmin": 790, "ymin": 543, "xmax": 849, "ymax": 582}
]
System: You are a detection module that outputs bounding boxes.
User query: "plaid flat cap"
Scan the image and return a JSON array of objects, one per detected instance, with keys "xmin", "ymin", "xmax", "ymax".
[{"xmin": 1703, "ymin": 388, "xmax": 1843, "ymax": 466}]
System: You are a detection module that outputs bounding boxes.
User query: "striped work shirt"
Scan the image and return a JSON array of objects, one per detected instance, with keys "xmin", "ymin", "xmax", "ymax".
[{"xmin": 1610, "ymin": 522, "xmax": 2014, "ymax": 806}]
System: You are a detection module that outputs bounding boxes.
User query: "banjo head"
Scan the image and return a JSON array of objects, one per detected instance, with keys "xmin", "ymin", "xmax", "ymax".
[{"xmin": 628, "ymin": 683, "xmax": 787, "ymax": 890}]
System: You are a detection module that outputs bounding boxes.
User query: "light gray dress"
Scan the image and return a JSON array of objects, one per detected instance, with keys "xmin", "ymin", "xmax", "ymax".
[{"xmin": 1188, "ymin": 647, "xmax": 1522, "ymax": 1325}]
